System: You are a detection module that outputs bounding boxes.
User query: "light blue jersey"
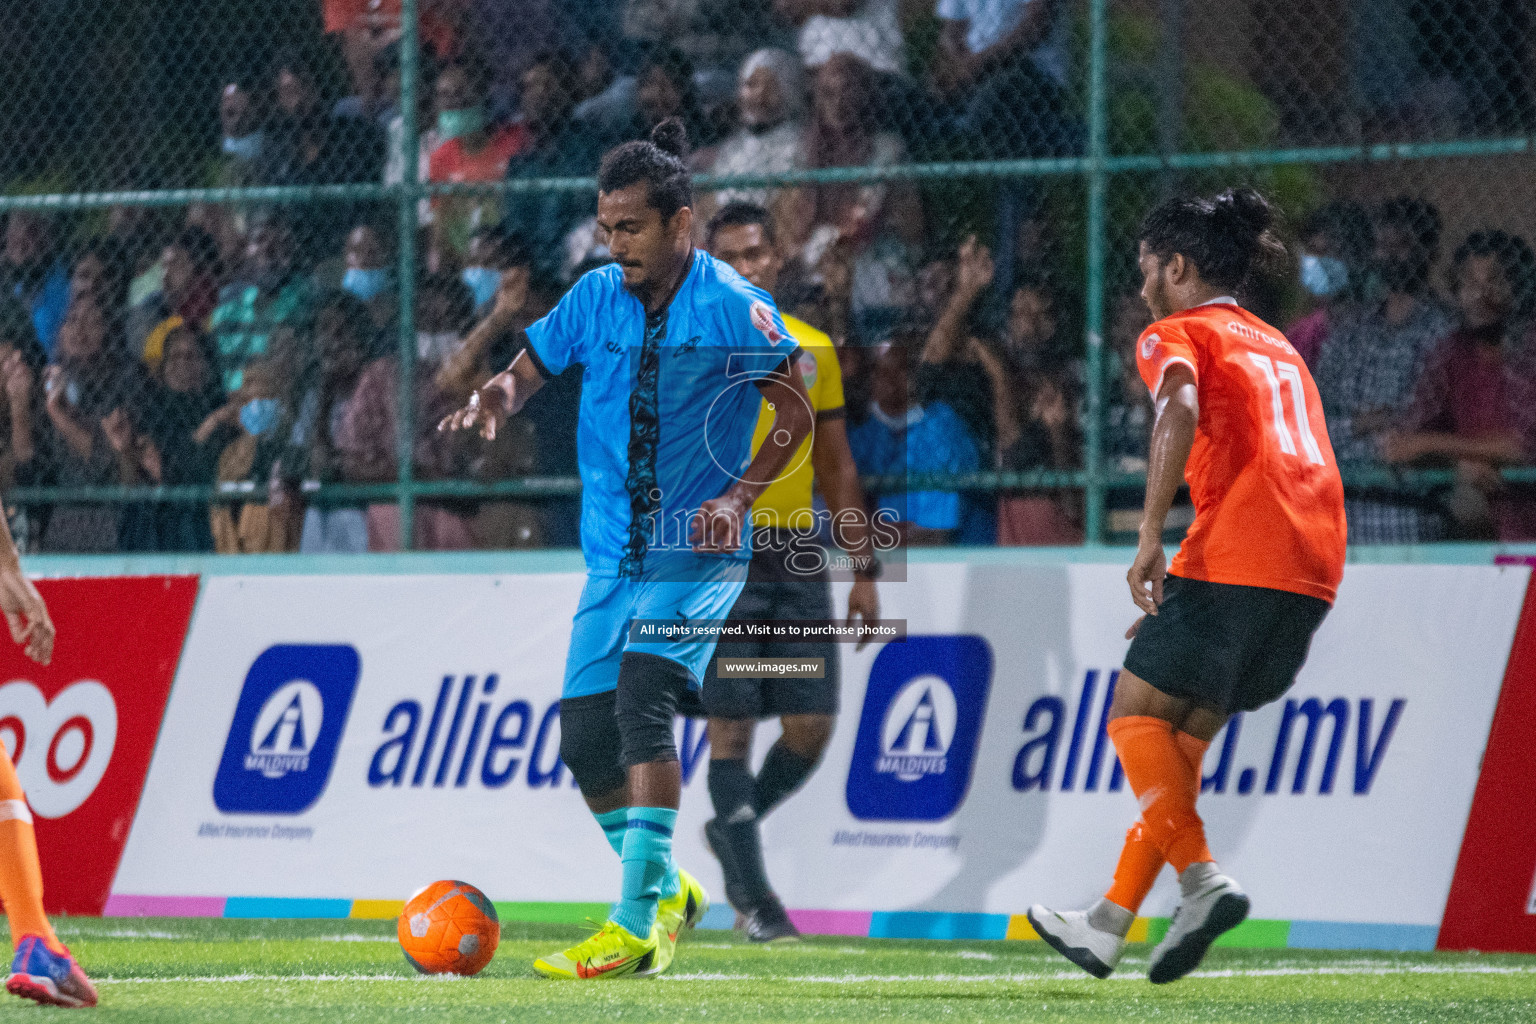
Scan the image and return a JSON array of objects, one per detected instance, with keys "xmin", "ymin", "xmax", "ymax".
[
  {"xmin": 526, "ymin": 250, "xmax": 798, "ymax": 579},
  {"xmin": 526, "ymin": 251, "xmax": 798, "ymax": 697}
]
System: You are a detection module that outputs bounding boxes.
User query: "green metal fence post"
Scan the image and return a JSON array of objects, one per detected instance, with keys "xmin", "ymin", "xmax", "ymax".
[
  {"xmin": 1083, "ymin": 0, "xmax": 1110, "ymax": 545},
  {"xmin": 396, "ymin": 0, "xmax": 421, "ymax": 550}
]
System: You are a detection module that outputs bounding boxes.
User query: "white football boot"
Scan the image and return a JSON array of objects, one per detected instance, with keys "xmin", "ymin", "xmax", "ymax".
[
  {"xmin": 1027, "ymin": 905, "xmax": 1126, "ymax": 979},
  {"xmin": 1148, "ymin": 866, "xmax": 1250, "ymax": 984}
]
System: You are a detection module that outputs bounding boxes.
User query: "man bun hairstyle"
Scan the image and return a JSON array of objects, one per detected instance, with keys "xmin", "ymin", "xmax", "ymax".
[
  {"xmin": 1139, "ymin": 187, "xmax": 1288, "ymax": 293},
  {"xmin": 598, "ymin": 117, "xmax": 693, "ymax": 219},
  {"xmin": 649, "ymin": 117, "xmax": 690, "ymax": 161}
]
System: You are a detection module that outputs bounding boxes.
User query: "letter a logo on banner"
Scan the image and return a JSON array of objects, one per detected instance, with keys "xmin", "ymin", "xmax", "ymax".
[
  {"xmin": 214, "ymin": 645, "xmax": 361, "ymax": 815},
  {"xmin": 847, "ymin": 635, "xmax": 992, "ymax": 822}
]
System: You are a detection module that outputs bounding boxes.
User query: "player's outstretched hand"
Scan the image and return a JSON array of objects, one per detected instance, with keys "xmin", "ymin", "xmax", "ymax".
[
  {"xmin": 846, "ymin": 578, "xmax": 880, "ymax": 651},
  {"xmin": 438, "ymin": 372, "xmax": 515, "ymax": 441},
  {"xmin": 1127, "ymin": 538, "xmax": 1166, "ymax": 617},
  {"xmin": 692, "ymin": 490, "xmax": 750, "ymax": 555},
  {"xmin": 0, "ymin": 559, "xmax": 54, "ymax": 665}
]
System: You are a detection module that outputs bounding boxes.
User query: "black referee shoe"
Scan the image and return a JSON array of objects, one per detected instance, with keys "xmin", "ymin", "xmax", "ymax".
[{"xmin": 743, "ymin": 894, "xmax": 801, "ymax": 943}]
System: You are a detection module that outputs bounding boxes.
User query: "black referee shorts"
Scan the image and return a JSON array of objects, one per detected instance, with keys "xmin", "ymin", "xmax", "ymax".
[
  {"xmin": 701, "ymin": 529, "xmax": 840, "ymax": 720},
  {"xmin": 1123, "ymin": 574, "xmax": 1331, "ymax": 715}
]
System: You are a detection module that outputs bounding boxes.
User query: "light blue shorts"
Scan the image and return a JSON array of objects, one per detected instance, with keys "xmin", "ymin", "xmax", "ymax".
[{"xmin": 562, "ymin": 556, "xmax": 749, "ymax": 699}]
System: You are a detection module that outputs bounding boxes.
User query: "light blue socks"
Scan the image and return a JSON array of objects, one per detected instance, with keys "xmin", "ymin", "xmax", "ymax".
[{"xmin": 611, "ymin": 807, "xmax": 680, "ymax": 938}]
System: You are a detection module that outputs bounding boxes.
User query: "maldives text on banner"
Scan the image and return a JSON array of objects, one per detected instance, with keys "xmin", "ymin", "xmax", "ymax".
[{"xmin": 107, "ymin": 565, "xmax": 1529, "ymax": 944}]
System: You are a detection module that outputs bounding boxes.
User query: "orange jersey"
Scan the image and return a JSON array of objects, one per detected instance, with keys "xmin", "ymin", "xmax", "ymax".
[{"xmin": 1137, "ymin": 300, "xmax": 1347, "ymax": 603}]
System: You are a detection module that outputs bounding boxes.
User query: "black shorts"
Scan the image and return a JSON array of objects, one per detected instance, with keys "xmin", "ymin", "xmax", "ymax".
[
  {"xmin": 1123, "ymin": 575, "xmax": 1331, "ymax": 715},
  {"xmin": 702, "ymin": 529, "xmax": 840, "ymax": 720}
]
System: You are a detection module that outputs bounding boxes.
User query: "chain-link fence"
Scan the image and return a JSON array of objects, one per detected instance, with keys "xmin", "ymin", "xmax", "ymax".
[{"xmin": 0, "ymin": 0, "xmax": 1533, "ymax": 553}]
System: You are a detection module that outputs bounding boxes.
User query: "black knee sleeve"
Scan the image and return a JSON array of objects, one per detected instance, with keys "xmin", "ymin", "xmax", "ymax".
[
  {"xmin": 558, "ymin": 691, "xmax": 627, "ymax": 797},
  {"xmin": 616, "ymin": 652, "xmax": 693, "ymax": 767}
]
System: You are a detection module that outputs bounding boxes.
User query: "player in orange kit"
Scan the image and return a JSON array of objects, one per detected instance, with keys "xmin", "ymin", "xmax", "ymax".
[
  {"xmin": 0, "ymin": 511, "xmax": 97, "ymax": 1008},
  {"xmin": 1029, "ymin": 189, "xmax": 1347, "ymax": 984}
]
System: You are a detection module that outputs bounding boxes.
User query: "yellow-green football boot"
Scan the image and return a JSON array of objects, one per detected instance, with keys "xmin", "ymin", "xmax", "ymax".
[
  {"xmin": 656, "ymin": 866, "xmax": 710, "ymax": 960},
  {"xmin": 533, "ymin": 920, "xmax": 663, "ymax": 980}
]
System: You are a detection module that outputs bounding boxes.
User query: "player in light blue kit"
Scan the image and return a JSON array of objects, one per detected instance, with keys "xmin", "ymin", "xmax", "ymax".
[{"xmin": 441, "ymin": 118, "xmax": 813, "ymax": 980}]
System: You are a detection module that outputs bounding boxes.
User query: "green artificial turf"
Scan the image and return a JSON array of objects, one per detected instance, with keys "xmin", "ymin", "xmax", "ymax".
[{"xmin": 0, "ymin": 917, "xmax": 1529, "ymax": 1023}]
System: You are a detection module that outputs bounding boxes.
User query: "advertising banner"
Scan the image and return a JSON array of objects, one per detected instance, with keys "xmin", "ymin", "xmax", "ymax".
[
  {"xmin": 0, "ymin": 576, "xmax": 198, "ymax": 914},
  {"xmin": 1438, "ymin": 572, "xmax": 1536, "ymax": 953},
  {"xmin": 110, "ymin": 564, "xmax": 1528, "ymax": 947}
]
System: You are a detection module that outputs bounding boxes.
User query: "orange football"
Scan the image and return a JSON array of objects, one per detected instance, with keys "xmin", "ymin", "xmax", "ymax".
[{"xmin": 397, "ymin": 880, "xmax": 500, "ymax": 976}]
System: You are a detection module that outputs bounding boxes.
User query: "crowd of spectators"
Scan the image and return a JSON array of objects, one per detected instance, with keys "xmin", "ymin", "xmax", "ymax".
[{"xmin": 0, "ymin": 1, "xmax": 1533, "ymax": 553}]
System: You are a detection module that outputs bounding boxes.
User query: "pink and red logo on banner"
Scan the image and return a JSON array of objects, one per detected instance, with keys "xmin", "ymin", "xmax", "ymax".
[{"xmin": 0, "ymin": 577, "xmax": 196, "ymax": 915}]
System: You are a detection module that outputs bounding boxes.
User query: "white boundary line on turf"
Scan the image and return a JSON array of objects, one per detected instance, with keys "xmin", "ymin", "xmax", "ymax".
[
  {"xmin": 93, "ymin": 963, "xmax": 1536, "ymax": 985},
  {"xmin": 57, "ymin": 930, "xmax": 397, "ymax": 943},
  {"xmin": 661, "ymin": 965, "xmax": 1536, "ymax": 983}
]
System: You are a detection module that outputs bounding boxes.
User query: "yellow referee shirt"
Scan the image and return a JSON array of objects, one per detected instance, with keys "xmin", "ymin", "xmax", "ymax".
[{"xmin": 751, "ymin": 314, "xmax": 845, "ymax": 530}]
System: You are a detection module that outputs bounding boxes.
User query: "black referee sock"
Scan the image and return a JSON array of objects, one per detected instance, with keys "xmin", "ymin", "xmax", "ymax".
[
  {"xmin": 706, "ymin": 758, "xmax": 771, "ymax": 909},
  {"xmin": 753, "ymin": 741, "xmax": 818, "ymax": 817}
]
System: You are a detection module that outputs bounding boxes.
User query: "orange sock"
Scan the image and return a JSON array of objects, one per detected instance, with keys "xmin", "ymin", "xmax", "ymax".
[
  {"xmin": 1105, "ymin": 717, "xmax": 1212, "ymax": 874},
  {"xmin": 1103, "ymin": 731, "xmax": 1213, "ymax": 912},
  {"xmin": 0, "ymin": 748, "xmax": 60, "ymax": 953},
  {"xmin": 1175, "ymin": 732, "xmax": 1212, "ymax": 782},
  {"xmin": 1104, "ymin": 819, "xmax": 1164, "ymax": 912}
]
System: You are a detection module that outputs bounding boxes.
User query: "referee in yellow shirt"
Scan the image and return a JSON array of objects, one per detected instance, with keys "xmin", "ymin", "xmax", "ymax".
[{"xmin": 702, "ymin": 203, "xmax": 881, "ymax": 941}]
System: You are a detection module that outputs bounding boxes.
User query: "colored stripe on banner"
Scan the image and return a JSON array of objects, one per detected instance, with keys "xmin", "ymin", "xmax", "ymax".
[
  {"xmin": 1006, "ymin": 915, "xmax": 1151, "ymax": 944},
  {"xmin": 103, "ymin": 895, "xmax": 226, "ymax": 918},
  {"xmin": 223, "ymin": 898, "xmax": 353, "ymax": 919},
  {"xmin": 785, "ymin": 909, "xmax": 872, "ymax": 937},
  {"xmin": 1287, "ymin": 921, "xmax": 1438, "ymax": 952},
  {"xmin": 349, "ymin": 901, "xmax": 404, "ymax": 920},
  {"xmin": 871, "ymin": 912, "xmax": 1010, "ymax": 941},
  {"xmin": 98, "ymin": 896, "xmax": 1443, "ymax": 952},
  {"xmin": 492, "ymin": 902, "xmax": 609, "ymax": 926}
]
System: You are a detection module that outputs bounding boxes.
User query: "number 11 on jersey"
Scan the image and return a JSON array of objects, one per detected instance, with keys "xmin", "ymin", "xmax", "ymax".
[{"xmin": 1248, "ymin": 353, "xmax": 1325, "ymax": 465}]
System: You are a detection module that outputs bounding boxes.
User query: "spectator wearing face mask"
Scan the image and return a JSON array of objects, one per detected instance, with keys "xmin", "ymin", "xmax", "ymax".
[
  {"xmin": 1286, "ymin": 201, "xmax": 1374, "ymax": 368},
  {"xmin": 438, "ymin": 244, "xmax": 557, "ymax": 548},
  {"xmin": 703, "ymin": 49, "xmax": 808, "ymax": 222},
  {"xmin": 216, "ymin": 78, "xmax": 267, "ymax": 188},
  {"xmin": 339, "ymin": 272, "xmax": 481, "ymax": 550},
  {"xmin": 339, "ymin": 220, "xmax": 398, "ymax": 329},
  {"xmin": 459, "ymin": 229, "xmax": 532, "ymax": 317},
  {"xmin": 1313, "ymin": 195, "xmax": 1452, "ymax": 543},
  {"xmin": 209, "ymin": 213, "xmax": 318, "ymax": 393},
  {"xmin": 1, "ymin": 214, "xmax": 71, "ymax": 359},
  {"xmin": 1385, "ymin": 230, "xmax": 1536, "ymax": 541},
  {"xmin": 428, "ymin": 58, "xmax": 529, "ymax": 262},
  {"xmin": 130, "ymin": 227, "xmax": 224, "ymax": 370},
  {"xmin": 197, "ymin": 358, "xmax": 301, "ymax": 553}
]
